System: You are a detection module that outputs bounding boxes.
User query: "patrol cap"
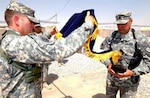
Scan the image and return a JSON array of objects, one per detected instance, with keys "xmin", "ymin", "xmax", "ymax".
[
  {"xmin": 115, "ymin": 11, "xmax": 131, "ymax": 24},
  {"xmin": 6, "ymin": 1, "xmax": 39, "ymax": 23},
  {"xmin": 35, "ymin": 23, "xmax": 41, "ymax": 27}
]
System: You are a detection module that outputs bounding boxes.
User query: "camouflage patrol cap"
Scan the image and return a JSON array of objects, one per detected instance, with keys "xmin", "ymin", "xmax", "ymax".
[
  {"xmin": 35, "ymin": 23, "xmax": 41, "ymax": 27},
  {"xmin": 115, "ymin": 11, "xmax": 131, "ymax": 24},
  {"xmin": 6, "ymin": 1, "xmax": 39, "ymax": 23}
]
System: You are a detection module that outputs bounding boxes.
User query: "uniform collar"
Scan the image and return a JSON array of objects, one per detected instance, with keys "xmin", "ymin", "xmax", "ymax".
[
  {"xmin": 7, "ymin": 28, "xmax": 20, "ymax": 35},
  {"xmin": 119, "ymin": 29, "xmax": 133, "ymax": 41}
]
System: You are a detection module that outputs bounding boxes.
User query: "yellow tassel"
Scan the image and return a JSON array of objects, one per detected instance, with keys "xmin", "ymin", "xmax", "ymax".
[
  {"xmin": 54, "ymin": 32, "xmax": 62, "ymax": 40},
  {"xmin": 111, "ymin": 50, "xmax": 123, "ymax": 64},
  {"xmin": 90, "ymin": 50, "xmax": 122, "ymax": 64}
]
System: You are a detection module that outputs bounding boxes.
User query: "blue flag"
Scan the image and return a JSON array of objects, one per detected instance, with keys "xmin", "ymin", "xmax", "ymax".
[{"xmin": 60, "ymin": 9, "xmax": 97, "ymax": 37}]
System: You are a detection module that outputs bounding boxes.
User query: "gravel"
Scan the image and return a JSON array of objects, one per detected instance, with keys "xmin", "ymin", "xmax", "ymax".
[{"xmin": 48, "ymin": 53, "xmax": 104, "ymax": 76}]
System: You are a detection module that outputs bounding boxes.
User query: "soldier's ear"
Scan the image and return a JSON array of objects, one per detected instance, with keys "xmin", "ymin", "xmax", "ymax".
[{"xmin": 13, "ymin": 15, "xmax": 20, "ymax": 26}]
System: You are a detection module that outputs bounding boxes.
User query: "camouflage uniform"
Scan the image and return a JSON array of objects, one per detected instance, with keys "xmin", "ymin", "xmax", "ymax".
[
  {"xmin": 0, "ymin": 1, "xmax": 94, "ymax": 98},
  {"xmin": 101, "ymin": 29, "xmax": 150, "ymax": 98}
]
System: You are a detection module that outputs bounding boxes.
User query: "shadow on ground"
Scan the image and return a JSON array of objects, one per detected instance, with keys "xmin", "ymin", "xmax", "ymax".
[
  {"xmin": 47, "ymin": 73, "xmax": 58, "ymax": 84},
  {"xmin": 46, "ymin": 73, "xmax": 73, "ymax": 98},
  {"xmin": 92, "ymin": 93, "xmax": 108, "ymax": 98}
]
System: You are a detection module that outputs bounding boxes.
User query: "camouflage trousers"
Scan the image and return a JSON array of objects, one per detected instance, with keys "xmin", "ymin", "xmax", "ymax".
[
  {"xmin": 106, "ymin": 77, "xmax": 139, "ymax": 98},
  {"xmin": 42, "ymin": 64, "xmax": 49, "ymax": 82}
]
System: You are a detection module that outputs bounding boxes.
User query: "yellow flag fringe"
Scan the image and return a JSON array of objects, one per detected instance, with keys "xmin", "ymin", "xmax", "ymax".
[{"xmin": 83, "ymin": 17, "xmax": 122, "ymax": 64}]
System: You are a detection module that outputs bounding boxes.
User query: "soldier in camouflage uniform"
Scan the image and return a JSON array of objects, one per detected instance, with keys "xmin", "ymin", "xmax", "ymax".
[
  {"xmin": 33, "ymin": 23, "xmax": 57, "ymax": 89},
  {"xmin": 0, "ymin": 1, "xmax": 95, "ymax": 98},
  {"xmin": 100, "ymin": 11, "xmax": 150, "ymax": 98},
  {"xmin": 33, "ymin": 23, "xmax": 53, "ymax": 39},
  {"xmin": 33, "ymin": 23, "xmax": 50, "ymax": 89}
]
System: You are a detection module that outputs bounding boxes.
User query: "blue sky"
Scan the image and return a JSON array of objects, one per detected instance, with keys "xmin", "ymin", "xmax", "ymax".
[{"xmin": 0, "ymin": 0, "xmax": 150, "ymax": 29}]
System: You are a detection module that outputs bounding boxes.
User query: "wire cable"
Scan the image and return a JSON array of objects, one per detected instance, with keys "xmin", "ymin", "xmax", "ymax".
[{"xmin": 57, "ymin": 0, "xmax": 70, "ymax": 15}]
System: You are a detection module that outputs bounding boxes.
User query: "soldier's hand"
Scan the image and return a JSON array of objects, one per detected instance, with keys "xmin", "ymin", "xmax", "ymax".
[
  {"xmin": 85, "ymin": 11, "xmax": 95, "ymax": 26},
  {"xmin": 115, "ymin": 69, "xmax": 133, "ymax": 78},
  {"xmin": 107, "ymin": 63, "xmax": 115, "ymax": 75},
  {"xmin": 49, "ymin": 25, "xmax": 57, "ymax": 35}
]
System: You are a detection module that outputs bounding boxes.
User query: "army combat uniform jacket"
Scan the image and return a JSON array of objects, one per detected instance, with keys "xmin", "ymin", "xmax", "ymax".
[
  {"xmin": 0, "ymin": 23, "xmax": 93, "ymax": 98},
  {"xmin": 101, "ymin": 29, "xmax": 150, "ymax": 87}
]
